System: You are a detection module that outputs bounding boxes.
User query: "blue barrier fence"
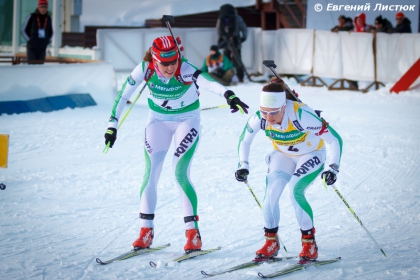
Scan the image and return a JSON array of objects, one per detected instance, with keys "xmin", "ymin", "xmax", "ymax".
[{"xmin": 0, "ymin": 94, "xmax": 97, "ymax": 115}]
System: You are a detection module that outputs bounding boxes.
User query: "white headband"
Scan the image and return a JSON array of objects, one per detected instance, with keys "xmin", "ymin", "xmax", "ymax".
[{"xmin": 260, "ymin": 91, "xmax": 286, "ymax": 108}]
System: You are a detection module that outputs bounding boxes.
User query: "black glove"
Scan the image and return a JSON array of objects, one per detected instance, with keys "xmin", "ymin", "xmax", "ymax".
[
  {"xmin": 104, "ymin": 127, "xmax": 117, "ymax": 148},
  {"xmin": 235, "ymin": 169, "xmax": 249, "ymax": 182},
  {"xmin": 321, "ymin": 171, "xmax": 337, "ymax": 185},
  {"xmin": 224, "ymin": 90, "xmax": 249, "ymax": 114},
  {"xmin": 321, "ymin": 163, "xmax": 339, "ymax": 185}
]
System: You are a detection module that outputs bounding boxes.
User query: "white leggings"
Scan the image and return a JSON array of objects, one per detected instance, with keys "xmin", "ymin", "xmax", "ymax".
[
  {"xmin": 262, "ymin": 148, "xmax": 326, "ymax": 231},
  {"xmin": 139, "ymin": 110, "xmax": 201, "ymax": 230}
]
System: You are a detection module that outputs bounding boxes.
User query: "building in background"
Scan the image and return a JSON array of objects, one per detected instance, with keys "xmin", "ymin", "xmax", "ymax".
[
  {"xmin": 1, "ymin": 0, "xmax": 311, "ymax": 53},
  {"xmin": 0, "ymin": 0, "xmax": 82, "ymax": 55},
  {"xmin": 0, "ymin": 0, "xmax": 14, "ymax": 48},
  {"xmin": 62, "ymin": 0, "xmax": 82, "ymax": 33},
  {"xmin": 1, "ymin": 0, "xmax": 417, "ymax": 66}
]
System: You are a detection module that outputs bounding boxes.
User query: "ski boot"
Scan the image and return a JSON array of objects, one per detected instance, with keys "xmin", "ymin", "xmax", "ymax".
[
  {"xmin": 256, "ymin": 227, "xmax": 280, "ymax": 258},
  {"xmin": 299, "ymin": 228, "xmax": 318, "ymax": 263},
  {"xmin": 184, "ymin": 229, "xmax": 202, "ymax": 253},
  {"xmin": 132, "ymin": 227, "xmax": 154, "ymax": 249}
]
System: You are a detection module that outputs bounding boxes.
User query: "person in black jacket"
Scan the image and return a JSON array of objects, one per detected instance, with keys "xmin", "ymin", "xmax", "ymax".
[
  {"xmin": 21, "ymin": 0, "xmax": 53, "ymax": 64},
  {"xmin": 393, "ymin": 12, "xmax": 412, "ymax": 33},
  {"xmin": 373, "ymin": 15, "xmax": 394, "ymax": 33},
  {"xmin": 216, "ymin": 4, "xmax": 248, "ymax": 83},
  {"xmin": 331, "ymin": 15, "xmax": 354, "ymax": 32}
]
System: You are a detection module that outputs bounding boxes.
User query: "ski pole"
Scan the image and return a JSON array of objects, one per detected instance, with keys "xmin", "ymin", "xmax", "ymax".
[
  {"xmin": 244, "ymin": 180, "xmax": 262, "ymax": 209},
  {"xmin": 262, "ymin": 60, "xmax": 301, "ymax": 103},
  {"xmin": 244, "ymin": 179, "xmax": 288, "ymax": 253},
  {"xmin": 200, "ymin": 102, "xmax": 244, "ymax": 113},
  {"xmin": 201, "ymin": 104, "xmax": 245, "ymax": 114},
  {"xmin": 103, "ymin": 83, "xmax": 147, "ymax": 154},
  {"xmin": 200, "ymin": 104, "xmax": 229, "ymax": 111},
  {"xmin": 322, "ymin": 178, "xmax": 386, "ymax": 257}
]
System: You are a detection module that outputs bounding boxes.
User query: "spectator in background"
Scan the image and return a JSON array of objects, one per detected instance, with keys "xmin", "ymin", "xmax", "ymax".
[
  {"xmin": 330, "ymin": 15, "xmax": 357, "ymax": 90},
  {"xmin": 21, "ymin": 0, "xmax": 53, "ymax": 64},
  {"xmin": 353, "ymin": 13, "xmax": 373, "ymax": 32},
  {"xmin": 331, "ymin": 15, "xmax": 354, "ymax": 32},
  {"xmin": 373, "ymin": 16, "xmax": 393, "ymax": 33},
  {"xmin": 393, "ymin": 12, "xmax": 412, "ymax": 33},
  {"xmin": 201, "ymin": 45, "xmax": 236, "ymax": 86},
  {"xmin": 216, "ymin": 4, "xmax": 247, "ymax": 83}
]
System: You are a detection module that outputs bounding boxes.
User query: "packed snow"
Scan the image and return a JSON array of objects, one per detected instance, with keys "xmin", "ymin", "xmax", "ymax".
[{"xmin": 1, "ymin": 71, "xmax": 420, "ymax": 279}]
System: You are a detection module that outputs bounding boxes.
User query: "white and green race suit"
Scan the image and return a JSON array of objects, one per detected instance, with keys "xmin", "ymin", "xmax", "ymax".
[
  {"xmin": 237, "ymin": 100, "xmax": 343, "ymax": 231},
  {"xmin": 107, "ymin": 58, "xmax": 228, "ymax": 230}
]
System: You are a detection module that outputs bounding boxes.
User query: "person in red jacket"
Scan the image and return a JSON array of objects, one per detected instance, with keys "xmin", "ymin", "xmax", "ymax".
[
  {"xmin": 21, "ymin": 0, "xmax": 53, "ymax": 64},
  {"xmin": 353, "ymin": 13, "xmax": 373, "ymax": 32}
]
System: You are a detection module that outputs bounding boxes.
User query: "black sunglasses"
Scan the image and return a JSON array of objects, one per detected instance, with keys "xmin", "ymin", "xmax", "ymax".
[{"xmin": 159, "ymin": 60, "xmax": 178, "ymax": 67}]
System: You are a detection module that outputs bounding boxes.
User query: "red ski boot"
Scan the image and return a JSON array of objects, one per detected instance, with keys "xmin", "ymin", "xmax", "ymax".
[
  {"xmin": 256, "ymin": 228, "xmax": 280, "ymax": 258},
  {"xmin": 299, "ymin": 228, "xmax": 318, "ymax": 262},
  {"xmin": 184, "ymin": 229, "xmax": 202, "ymax": 253},
  {"xmin": 132, "ymin": 227, "xmax": 154, "ymax": 249}
]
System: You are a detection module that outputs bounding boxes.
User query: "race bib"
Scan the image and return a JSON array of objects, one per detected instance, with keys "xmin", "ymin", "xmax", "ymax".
[{"xmin": 38, "ymin": 29, "xmax": 45, "ymax": 38}]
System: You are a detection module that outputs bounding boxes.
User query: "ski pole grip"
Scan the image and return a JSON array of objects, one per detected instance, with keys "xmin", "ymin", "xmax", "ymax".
[{"xmin": 236, "ymin": 105, "xmax": 245, "ymax": 114}]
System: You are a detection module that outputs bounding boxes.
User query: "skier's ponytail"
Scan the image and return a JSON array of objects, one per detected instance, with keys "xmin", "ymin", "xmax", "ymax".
[{"xmin": 143, "ymin": 48, "xmax": 153, "ymax": 62}]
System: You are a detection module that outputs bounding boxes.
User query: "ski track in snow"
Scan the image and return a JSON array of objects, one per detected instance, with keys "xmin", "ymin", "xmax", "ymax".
[{"xmin": 1, "ymin": 78, "xmax": 420, "ymax": 279}]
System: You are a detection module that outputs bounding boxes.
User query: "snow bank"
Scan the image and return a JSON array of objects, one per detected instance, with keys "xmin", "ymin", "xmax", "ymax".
[{"xmin": 0, "ymin": 62, "xmax": 117, "ymax": 104}]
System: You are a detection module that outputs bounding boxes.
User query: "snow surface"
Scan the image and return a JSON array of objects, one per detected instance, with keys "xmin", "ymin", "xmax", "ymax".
[{"xmin": 1, "ymin": 76, "xmax": 420, "ymax": 279}]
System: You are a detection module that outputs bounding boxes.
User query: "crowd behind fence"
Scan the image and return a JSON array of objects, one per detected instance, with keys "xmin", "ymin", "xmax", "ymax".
[
  {"xmin": 2, "ymin": 27, "xmax": 418, "ymax": 91},
  {"xmin": 95, "ymin": 27, "xmax": 419, "ymax": 90}
]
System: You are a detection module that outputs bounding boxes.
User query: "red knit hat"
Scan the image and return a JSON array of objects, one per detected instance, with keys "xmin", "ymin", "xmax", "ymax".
[
  {"xmin": 151, "ymin": 36, "xmax": 179, "ymax": 63},
  {"xmin": 395, "ymin": 11, "xmax": 405, "ymax": 19},
  {"xmin": 38, "ymin": 0, "xmax": 48, "ymax": 6}
]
